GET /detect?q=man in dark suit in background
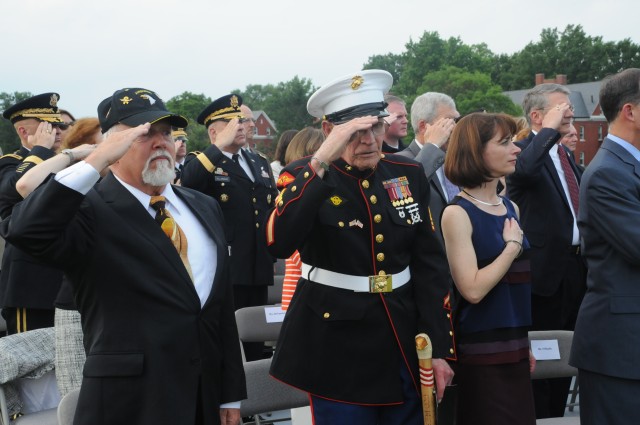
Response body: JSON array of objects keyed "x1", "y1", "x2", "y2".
[
  {"x1": 397, "y1": 92, "x2": 459, "y2": 247},
  {"x1": 181, "y1": 94, "x2": 277, "y2": 361},
  {"x1": 507, "y1": 83, "x2": 586, "y2": 419},
  {"x1": 381, "y1": 94, "x2": 408, "y2": 153},
  {"x1": 0, "y1": 88, "x2": 246, "y2": 425},
  {"x1": 0, "y1": 93, "x2": 68, "y2": 333},
  {"x1": 570, "y1": 68, "x2": 640, "y2": 425}
]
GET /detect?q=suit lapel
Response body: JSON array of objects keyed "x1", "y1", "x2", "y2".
[
  {"x1": 602, "y1": 138, "x2": 640, "y2": 178},
  {"x1": 96, "y1": 174, "x2": 198, "y2": 298}
]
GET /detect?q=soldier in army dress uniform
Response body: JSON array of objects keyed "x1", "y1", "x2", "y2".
[
  {"x1": 0, "y1": 93, "x2": 67, "y2": 333},
  {"x1": 265, "y1": 70, "x2": 455, "y2": 425},
  {"x1": 180, "y1": 94, "x2": 277, "y2": 361}
]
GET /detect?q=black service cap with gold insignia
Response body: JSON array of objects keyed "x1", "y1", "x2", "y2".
[
  {"x1": 172, "y1": 128, "x2": 188, "y2": 142},
  {"x1": 2, "y1": 92, "x2": 63, "y2": 124},
  {"x1": 197, "y1": 94, "x2": 244, "y2": 128},
  {"x1": 97, "y1": 88, "x2": 188, "y2": 133},
  {"x1": 307, "y1": 70, "x2": 392, "y2": 124}
]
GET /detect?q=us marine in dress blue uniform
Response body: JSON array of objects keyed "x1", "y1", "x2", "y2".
[{"x1": 266, "y1": 70, "x2": 455, "y2": 425}]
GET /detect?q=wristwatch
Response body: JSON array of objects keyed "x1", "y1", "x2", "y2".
[{"x1": 61, "y1": 149, "x2": 75, "y2": 164}]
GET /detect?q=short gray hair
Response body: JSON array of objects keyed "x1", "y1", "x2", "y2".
[
  {"x1": 522, "y1": 83, "x2": 570, "y2": 125},
  {"x1": 384, "y1": 94, "x2": 405, "y2": 106},
  {"x1": 410, "y1": 92, "x2": 456, "y2": 133}
]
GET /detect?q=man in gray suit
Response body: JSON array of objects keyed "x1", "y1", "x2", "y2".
[
  {"x1": 396, "y1": 92, "x2": 459, "y2": 246},
  {"x1": 570, "y1": 68, "x2": 640, "y2": 424}
]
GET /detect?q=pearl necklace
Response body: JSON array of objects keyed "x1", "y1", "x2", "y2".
[{"x1": 461, "y1": 189, "x2": 503, "y2": 207}]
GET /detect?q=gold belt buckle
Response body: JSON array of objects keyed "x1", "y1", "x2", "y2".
[{"x1": 369, "y1": 274, "x2": 392, "y2": 293}]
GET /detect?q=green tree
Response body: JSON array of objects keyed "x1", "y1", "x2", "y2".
[
  {"x1": 166, "y1": 92, "x2": 212, "y2": 152},
  {"x1": 363, "y1": 52, "x2": 405, "y2": 86},
  {"x1": 238, "y1": 76, "x2": 316, "y2": 159},
  {"x1": 392, "y1": 32, "x2": 496, "y2": 97},
  {"x1": 497, "y1": 25, "x2": 640, "y2": 90},
  {"x1": 0, "y1": 91, "x2": 33, "y2": 154}
]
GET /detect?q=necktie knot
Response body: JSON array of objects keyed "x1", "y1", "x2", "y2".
[
  {"x1": 150, "y1": 195, "x2": 167, "y2": 212},
  {"x1": 232, "y1": 154, "x2": 240, "y2": 164}
]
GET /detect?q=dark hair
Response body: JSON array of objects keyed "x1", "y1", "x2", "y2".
[
  {"x1": 599, "y1": 68, "x2": 640, "y2": 123},
  {"x1": 445, "y1": 113, "x2": 517, "y2": 188},
  {"x1": 58, "y1": 109, "x2": 76, "y2": 122},
  {"x1": 61, "y1": 117, "x2": 101, "y2": 150},
  {"x1": 274, "y1": 129, "x2": 298, "y2": 165}
]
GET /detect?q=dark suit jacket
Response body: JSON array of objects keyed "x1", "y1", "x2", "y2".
[
  {"x1": 0, "y1": 173, "x2": 246, "y2": 425},
  {"x1": 397, "y1": 140, "x2": 447, "y2": 246},
  {"x1": 0, "y1": 145, "x2": 62, "y2": 310},
  {"x1": 570, "y1": 138, "x2": 640, "y2": 379},
  {"x1": 506, "y1": 129, "x2": 583, "y2": 296},
  {"x1": 181, "y1": 145, "x2": 277, "y2": 288}
]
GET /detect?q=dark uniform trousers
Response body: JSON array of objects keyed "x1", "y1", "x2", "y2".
[
  {"x1": 180, "y1": 145, "x2": 277, "y2": 360},
  {"x1": 0, "y1": 145, "x2": 62, "y2": 334},
  {"x1": 266, "y1": 155, "x2": 455, "y2": 424}
]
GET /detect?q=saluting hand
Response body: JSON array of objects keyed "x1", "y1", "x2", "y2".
[
  {"x1": 27, "y1": 121, "x2": 56, "y2": 150},
  {"x1": 213, "y1": 118, "x2": 242, "y2": 149},
  {"x1": 541, "y1": 102, "x2": 571, "y2": 131},
  {"x1": 85, "y1": 123, "x2": 150, "y2": 173},
  {"x1": 424, "y1": 117, "x2": 456, "y2": 148},
  {"x1": 313, "y1": 116, "x2": 381, "y2": 164}
]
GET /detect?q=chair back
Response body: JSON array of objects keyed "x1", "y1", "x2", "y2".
[
  {"x1": 235, "y1": 305, "x2": 283, "y2": 344},
  {"x1": 240, "y1": 358, "x2": 309, "y2": 418},
  {"x1": 529, "y1": 330, "x2": 577, "y2": 380},
  {"x1": 57, "y1": 388, "x2": 80, "y2": 425}
]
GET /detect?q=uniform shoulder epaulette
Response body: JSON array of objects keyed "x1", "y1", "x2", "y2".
[
  {"x1": 0, "y1": 153, "x2": 23, "y2": 161},
  {"x1": 186, "y1": 151, "x2": 202, "y2": 157},
  {"x1": 257, "y1": 151, "x2": 269, "y2": 160}
]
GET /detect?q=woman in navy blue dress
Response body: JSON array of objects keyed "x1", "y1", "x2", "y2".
[{"x1": 441, "y1": 113, "x2": 536, "y2": 425}]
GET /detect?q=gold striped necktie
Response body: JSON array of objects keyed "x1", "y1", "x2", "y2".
[{"x1": 149, "y1": 196, "x2": 194, "y2": 282}]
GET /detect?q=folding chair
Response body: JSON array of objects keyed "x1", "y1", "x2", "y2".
[
  {"x1": 57, "y1": 388, "x2": 80, "y2": 425},
  {"x1": 235, "y1": 305, "x2": 309, "y2": 424},
  {"x1": 529, "y1": 330, "x2": 580, "y2": 425}
]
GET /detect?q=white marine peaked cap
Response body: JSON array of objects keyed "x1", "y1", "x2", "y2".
[{"x1": 307, "y1": 70, "x2": 393, "y2": 123}]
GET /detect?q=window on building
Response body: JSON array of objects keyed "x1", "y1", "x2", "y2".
[
  {"x1": 579, "y1": 152, "x2": 585, "y2": 166},
  {"x1": 598, "y1": 125, "x2": 603, "y2": 141},
  {"x1": 579, "y1": 126, "x2": 585, "y2": 141},
  {"x1": 266, "y1": 128, "x2": 271, "y2": 136}
]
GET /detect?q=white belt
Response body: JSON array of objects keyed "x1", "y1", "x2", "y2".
[{"x1": 301, "y1": 263, "x2": 411, "y2": 293}]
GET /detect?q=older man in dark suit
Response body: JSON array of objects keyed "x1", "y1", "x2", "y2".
[
  {"x1": 396, "y1": 92, "x2": 459, "y2": 247},
  {"x1": 0, "y1": 88, "x2": 246, "y2": 425},
  {"x1": 506, "y1": 83, "x2": 586, "y2": 418},
  {"x1": 570, "y1": 68, "x2": 640, "y2": 425}
]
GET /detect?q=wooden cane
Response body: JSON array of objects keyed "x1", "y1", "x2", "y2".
[{"x1": 416, "y1": 333, "x2": 436, "y2": 425}]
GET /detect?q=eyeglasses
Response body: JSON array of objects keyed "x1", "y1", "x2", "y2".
[
  {"x1": 540, "y1": 104, "x2": 575, "y2": 112},
  {"x1": 53, "y1": 122, "x2": 74, "y2": 130},
  {"x1": 349, "y1": 119, "x2": 388, "y2": 141}
]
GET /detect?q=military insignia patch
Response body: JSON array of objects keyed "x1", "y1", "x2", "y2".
[
  {"x1": 351, "y1": 75, "x2": 364, "y2": 90},
  {"x1": 329, "y1": 195, "x2": 343, "y2": 206},
  {"x1": 277, "y1": 171, "x2": 295, "y2": 189},
  {"x1": 230, "y1": 95, "x2": 239, "y2": 108},
  {"x1": 50, "y1": 94, "x2": 59, "y2": 107},
  {"x1": 349, "y1": 219, "x2": 363, "y2": 228},
  {"x1": 261, "y1": 167, "x2": 270, "y2": 178},
  {"x1": 120, "y1": 96, "x2": 132, "y2": 105},
  {"x1": 214, "y1": 168, "x2": 228, "y2": 176}
]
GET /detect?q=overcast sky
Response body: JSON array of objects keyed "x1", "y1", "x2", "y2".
[{"x1": 2, "y1": 0, "x2": 637, "y2": 118}]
